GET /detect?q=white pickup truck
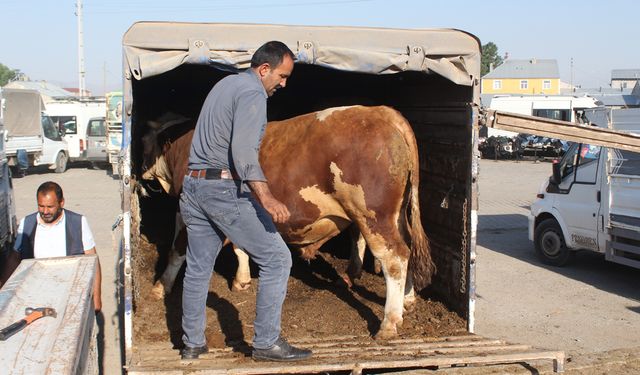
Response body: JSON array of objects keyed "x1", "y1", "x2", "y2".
[
  {"x1": 529, "y1": 107, "x2": 640, "y2": 268},
  {"x1": 0, "y1": 88, "x2": 69, "y2": 174}
]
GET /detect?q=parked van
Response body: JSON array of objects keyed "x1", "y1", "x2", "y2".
[
  {"x1": 529, "y1": 107, "x2": 640, "y2": 268},
  {"x1": 85, "y1": 117, "x2": 107, "y2": 164},
  {"x1": 46, "y1": 99, "x2": 106, "y2": 162}
]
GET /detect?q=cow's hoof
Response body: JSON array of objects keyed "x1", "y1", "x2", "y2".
[
  {"x1": 374, "y1": 326, "x2": 398, "y2": 340},
  {"x1": 337, "y1": 273, "x2": 353, "y2": 288},
  {"x1": 232, "y1": 280, "x2": 251, "y2": 291},
  {"x1": 403, "y1": 295, "x2": 417, "y2": 310},
  {"x1": 151, "y1": 282, "x2": 166, "y2": 300},
  {"x1": 373, "y1": 259, "x2": 382, "y2": 274}
]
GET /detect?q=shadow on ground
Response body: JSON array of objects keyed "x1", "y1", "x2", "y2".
[{"x1": 477, "y1": 213, "x2": 640, "y2": 306}]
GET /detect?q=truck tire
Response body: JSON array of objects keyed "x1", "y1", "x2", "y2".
[
  {"x1": 54, "y1": 152, "x2": 68, "y2": 173},
  {"x1": 534, "y1": 218, "x2": 573, "y2": 266}
]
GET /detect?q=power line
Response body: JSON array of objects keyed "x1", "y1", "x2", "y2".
[{"x1": 84, "y1": 0, "x2": 374, "y2": 14}]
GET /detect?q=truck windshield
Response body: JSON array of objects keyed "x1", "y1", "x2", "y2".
[{"x1": 42, "y1": 116, "x2": 62, "y2": 141}]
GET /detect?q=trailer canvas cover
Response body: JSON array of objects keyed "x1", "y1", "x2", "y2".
[{"x1": 123, "y1": 22, "x2": 480, "y2": 84}]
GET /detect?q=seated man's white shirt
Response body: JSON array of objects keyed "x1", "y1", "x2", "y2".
[{"x1": 14, "y1": 212, "x2": 96, "y2": 258}]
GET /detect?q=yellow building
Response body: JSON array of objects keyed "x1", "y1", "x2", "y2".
[{"x1": 481, "y1": 58, "x2": 560, "y2": 95}]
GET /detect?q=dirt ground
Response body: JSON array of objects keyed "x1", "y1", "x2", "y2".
[{"x1": 131, "y1": 226, "x2": 466, "y2": 348}]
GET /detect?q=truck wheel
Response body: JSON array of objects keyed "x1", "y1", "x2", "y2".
[
  {"x1": 534, "y1": 218, "x2": 573, "y2": 266},
  {"x1": 55, "y1": 152, "x2": 68, "y2": 173}
]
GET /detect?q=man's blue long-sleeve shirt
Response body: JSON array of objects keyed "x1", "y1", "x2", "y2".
[{"x1": 188, "y1": 69, "x2": 268, "y2": 183}]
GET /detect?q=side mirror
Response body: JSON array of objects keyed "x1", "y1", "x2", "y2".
[{"x1": 550, "y1": 163, "x2": 561, "y2": 185}]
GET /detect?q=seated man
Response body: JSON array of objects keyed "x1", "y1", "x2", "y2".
[{"x1": 0, "y1": 181, "x2": 102, "y2": 311}]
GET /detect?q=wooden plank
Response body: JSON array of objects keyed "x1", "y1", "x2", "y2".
[
  {"x1": 128, "y1": 334, "x2": 565, "y2": 374},
  {"x1": 484, "y1": 109, "x2": 640, "y2": 153}
]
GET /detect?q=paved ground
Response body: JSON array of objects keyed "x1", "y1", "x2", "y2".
[{"x1": 6, "y1": 159, "x2": 640, "y2": 374}]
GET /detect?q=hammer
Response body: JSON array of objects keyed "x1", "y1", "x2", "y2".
[{"x1": 0, "y1": 307, "x2": 57, "y2": 341}]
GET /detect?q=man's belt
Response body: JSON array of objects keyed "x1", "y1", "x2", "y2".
[{"x1": 186, "y1": 168, "x2": 235, "y2": 180}]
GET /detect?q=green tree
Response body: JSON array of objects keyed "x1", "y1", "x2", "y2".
[
  {"x1": 481, "y1": 42, "x2": 503, "y2": 77},
  {"x1": 0, "y1": 63, "x2": 18, "y2": 86}
]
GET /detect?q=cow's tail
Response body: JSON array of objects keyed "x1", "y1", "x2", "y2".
[{"x1": 393, "y1": 109, "x2": 436, "y2": 290}]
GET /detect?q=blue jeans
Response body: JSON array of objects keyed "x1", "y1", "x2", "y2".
[{"x1": 179, "y1": 176, "x2": 292, "y2": 349}]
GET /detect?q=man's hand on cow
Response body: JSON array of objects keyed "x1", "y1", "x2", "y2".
[
  {"x1": 262, "y1": 197, "x2": 291, "y2": 223},
  {"x1": 247, "y1": 180, "x2": 290, "y2": 223}
]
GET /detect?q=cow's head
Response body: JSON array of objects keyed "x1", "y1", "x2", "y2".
[{"x1": 141, "y1": 112, "x2": 191, "y2": 175}]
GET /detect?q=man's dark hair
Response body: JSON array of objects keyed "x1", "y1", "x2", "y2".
[
  {"x1": 37, "y1": 181, "x2": 64, "y2": 201},
  {"x1": 251, "y1": 41, "x2": 295, "y2": 69}
]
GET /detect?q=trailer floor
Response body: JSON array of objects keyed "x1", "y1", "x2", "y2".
[{"x1": 127, "y1": 334, "x2": 564, "y2": 374}]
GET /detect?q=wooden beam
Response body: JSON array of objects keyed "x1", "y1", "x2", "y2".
[{"x1": 482, "y1": 109, "x2": 640, "y2": 153}]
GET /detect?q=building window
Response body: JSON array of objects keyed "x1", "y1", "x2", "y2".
[
  {"x1": 493, "y1": 80, "x2": 502, "y2": 90},
  {"x1": 520, "y1": 80, "x2": 528, "y2": 89},
  {"x1": 543, "y1": 80, "x2": 551, "y2": 90}
]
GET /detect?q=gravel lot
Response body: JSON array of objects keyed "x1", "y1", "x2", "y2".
[{"x1": 7, "y1": 159, "x2": 640, "y2": 374}]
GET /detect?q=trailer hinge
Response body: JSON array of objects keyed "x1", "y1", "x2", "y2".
[{"x1": 112, "y1": 214, "x2": 123, "y2": 231}]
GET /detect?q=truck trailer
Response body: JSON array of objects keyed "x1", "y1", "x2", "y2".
[
  {"x1": 117, "y1": 22, "x2": 572, "y2": 374},
  {"x1": 0, "y1": 88, "x2": 69, "y2": 173}
]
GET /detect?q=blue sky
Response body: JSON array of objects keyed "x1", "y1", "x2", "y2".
[{"x1": 1, "y1": 0, "x2": 638, "y2": 95}]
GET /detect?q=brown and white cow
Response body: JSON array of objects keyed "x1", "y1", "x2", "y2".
[{"x1": 140, "y1": 105, "x2": 435, "y2": 339}]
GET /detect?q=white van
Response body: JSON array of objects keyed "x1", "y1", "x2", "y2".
[
  {"x1": 529, "y1": 107, "x2": 640, "y2": 268},
  {"x1": 46, "y1": 99, "x2": 106, "y2": 162},
  {"x1": 487, "y1": 95, "x2": 602, "y2": 138}
]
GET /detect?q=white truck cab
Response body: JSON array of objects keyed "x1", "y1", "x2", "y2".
[
  {"x1": 529, "y1": 107, "x2": 640, "y2": 268},
  {"x1": 46, "y1": 99, "x2": 106, "y2": 162}
]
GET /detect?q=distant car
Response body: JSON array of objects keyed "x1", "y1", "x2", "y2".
[{"x1": 84, "y1": 117, "x2": 107, "y2": 165}]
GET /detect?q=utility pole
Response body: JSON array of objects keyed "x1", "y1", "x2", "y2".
[
  {"x1": 103, "y1": 61, "x2": 107, "y2": 97},
  {"x1": 570, "y1": 57, "x2": 574, "y2": 92},
  {"x1": 76, "y1": 0, "x2": 86, "y2": 98}
]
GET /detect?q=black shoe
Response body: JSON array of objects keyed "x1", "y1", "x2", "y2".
[
  {"x1": 252, "y1": 337, "x2": 312, "y2": 362},
  {"x1": 180, "y1": 345, "x2": 208, "y2": 359}
]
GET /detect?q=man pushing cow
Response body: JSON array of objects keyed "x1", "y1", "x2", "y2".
[{"x1": 178, "y1": 41, "x2": 312, "y2": 362}]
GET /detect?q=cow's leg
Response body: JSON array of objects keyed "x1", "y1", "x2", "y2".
[
  {"x1": 403, "y1": 272, "x2": 417, "y2": 311},
  {"x1": 231, "y1": 245, "x2": 252, "y2": 291},
  {"x1": 151, "y1": 212, "x2": 187, "y2": 299},
  {"x1": 357, "y1": 222, "x2": 410, "y2": 340},
  {"x1": 340, "y1": 225, "x2": 366, "y2": 288}
]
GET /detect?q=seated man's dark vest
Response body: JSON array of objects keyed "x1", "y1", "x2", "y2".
[{"x1": 18, "y1": 209, "x2": 85, "y2": 259}]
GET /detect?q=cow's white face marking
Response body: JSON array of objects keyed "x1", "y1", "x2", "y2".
[
  {"x1": 142, "y1": 155, "x2": 173, "y2": 195},
  {"x1": 315, "y1": 106, "x2": 356, "y2": 122}
]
